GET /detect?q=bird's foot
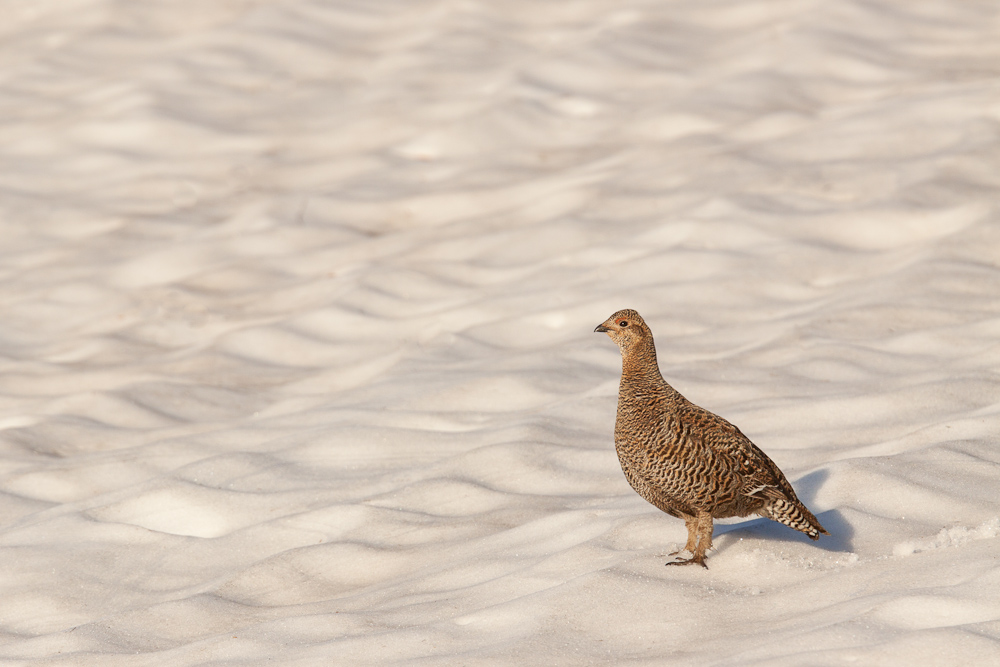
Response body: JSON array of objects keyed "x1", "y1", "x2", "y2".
[
  {"x1": 667, "y1": 545, "x2": 698, "y2": 558},
  {"x1": 665, "y1": 553, "x2": 708, "y2": 569}
]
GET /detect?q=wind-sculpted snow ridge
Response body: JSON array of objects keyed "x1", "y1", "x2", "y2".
[{"x1": 0, "y1": 0, "x2": 999, "y2": 665}]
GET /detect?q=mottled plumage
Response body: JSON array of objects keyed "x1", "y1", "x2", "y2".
[{"x1": 596, "y1": 309, "x2": 828, "y2": 568}]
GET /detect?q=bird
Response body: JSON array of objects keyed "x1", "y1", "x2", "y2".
[{"x1": 595, "y1": 308, "x2": 828, "y2": 568}]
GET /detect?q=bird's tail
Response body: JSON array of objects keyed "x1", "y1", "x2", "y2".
[{"x1": 759, "y1": 497, "x2": 829, "y2": 540}]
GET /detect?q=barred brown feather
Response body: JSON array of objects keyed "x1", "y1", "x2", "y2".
[{"x1": 596, "y1": 309, "x2": 828, "y2": 568}]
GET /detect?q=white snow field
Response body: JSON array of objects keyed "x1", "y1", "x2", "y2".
[{"x1": 1, "y1": 0, "x2": 999, "y2": 664}]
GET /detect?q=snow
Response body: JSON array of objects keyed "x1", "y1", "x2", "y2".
[{"x1": 1, "y1": 0, "x2": 999, "y2": 664}]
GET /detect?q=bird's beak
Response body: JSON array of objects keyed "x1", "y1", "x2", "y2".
[{"x1": 594, "y1": 324, "x2": 609, "y2": 333}]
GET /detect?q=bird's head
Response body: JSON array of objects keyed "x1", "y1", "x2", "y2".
[{"x1": 594, "y1": 309, "x2": 651, "y2": 355}]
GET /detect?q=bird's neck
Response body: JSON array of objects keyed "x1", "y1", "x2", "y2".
[{"x1": 620, "y1": 337, "x2": 667, "y2": 389}]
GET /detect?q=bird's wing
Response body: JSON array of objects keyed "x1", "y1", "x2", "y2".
[
  {"x1": 629, "y1": 408, "x2": 747, "y2": 508},
  {"x1": 718, "y1": 430, "x2": 799, "y2": 502},
  {"x1": 686, "y1": 404, "x2": 799, "y2": 502}
]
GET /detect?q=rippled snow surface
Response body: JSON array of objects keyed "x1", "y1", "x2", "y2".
[{"x1": 1, "y1": 1, "x2": 999, "y2": 665}]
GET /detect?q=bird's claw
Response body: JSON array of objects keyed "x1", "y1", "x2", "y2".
[{"x1": 665, "y1": 555, "x2": 709, "y2": 569}]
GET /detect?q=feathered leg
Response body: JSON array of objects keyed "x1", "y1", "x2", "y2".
[
  {"x1": 667, "y1": 512, "x2": 712, "y2": 569},
  {"x1": 668, "y1": 515, "x2": 699, "y2": 557}
]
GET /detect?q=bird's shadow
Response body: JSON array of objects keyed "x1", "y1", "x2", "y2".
[{"x1": 713, "y1": 469, "x2": 854, "y2": 554}]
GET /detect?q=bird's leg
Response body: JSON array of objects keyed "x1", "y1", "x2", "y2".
[
  {"x1": 668, "y1": 515, "x2": 699, "y2": 557},
  {"x1": 667, "y1": 512, "x2": 712, "y2": 569},
  {"x1": 690, "y1": 513, "x2": 714, "y2": 568}
]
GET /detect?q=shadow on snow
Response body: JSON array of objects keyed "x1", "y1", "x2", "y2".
[{"x1": 713, "y1": 468, "x2": 854, "y2": 554}]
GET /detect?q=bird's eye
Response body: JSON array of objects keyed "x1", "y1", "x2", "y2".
[{"x1": 618, "y1": 320, "x2": 628, "y2": 327}]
